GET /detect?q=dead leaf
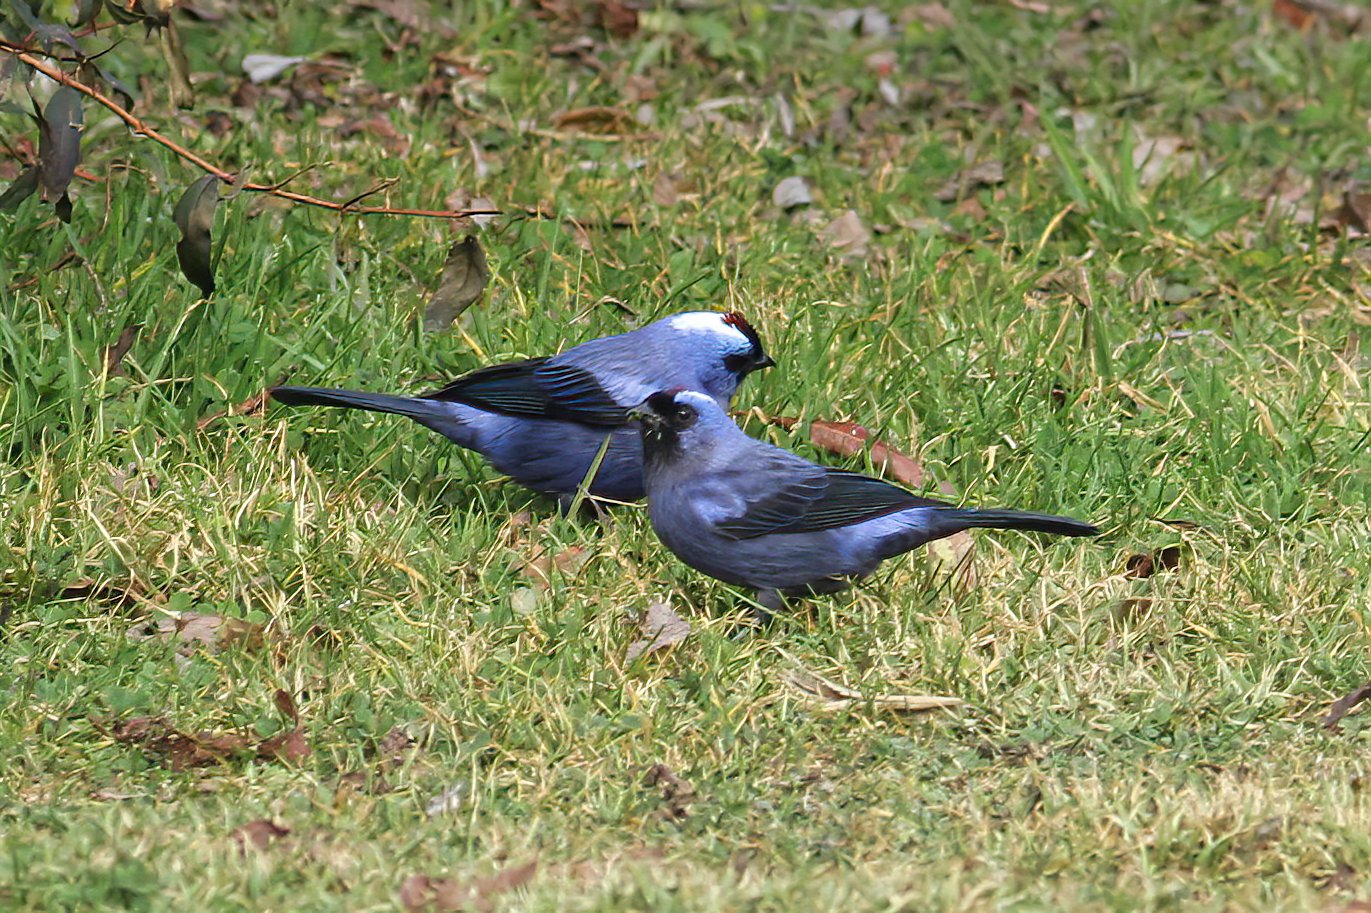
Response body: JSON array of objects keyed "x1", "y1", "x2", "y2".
[
  {"x1": 399, "y1": 862, "x2": 537, "y2": 913},
  {"x1": 644, "y1": 763, "x2": 694, "y2": 821},
  {"x1": 242, "y1": 53, "x2": 307, "y2": 83},
  {"x1": 652, "y1": 172, "x2": 681, "y2": 207},
  {"x1": 926, "y1": 529, "x2": 976, "y2": 594},
  {"x1": 782, "y1": 661, "x2": 962, "y2": 713},
  {"x1": 258, "y1": 726, "x2": 311, "y2": 764},
  {"x1": 933, "y1": 159, "x2": 1004, "y2": 202},
  {"x1": 232, "y1": 819, "x2": 290, "y2": 853},
  {"x1": 101, "y1": 716, "x2": 255, "y2": 771},
  {"x1": 195, "y1": 386, "x2": 272, "y2": 431},
  {"x1": 809, "y1": 420, "x2": 923, "y2": 487},
  {"x1": 596, "y1": 0, "x2": 637, "y2": 37},
  {"x1": 518, "y1": 544, "x2": 591, "y2": 589},
  {"x1": 1273, "y1": 0, "x2": 1364, "y2": 31},
  {"x1": 626, "y1": 602, "x2": 690, "y2": 662},
  {"x1": 126, "y1": 611, "x2": 265, "y2": 654},
  {"x1": 550, "y1": 106, "x2": 632, "y2": 132},
  {"x1": 1334, "y1": 190, "x2": 1371, "y2": 234},
  {"x1": 102, "y1": 325, "x2": 141, "y2": 377},
  {"x1": 37, "y1": 86, "x2": 82, "y2": 222},
  {"x1": 907, "y1": 3, "x2": 956, "y2": 29},
  {"x1": 424, "y1": 236, "x2": 489, "y2": 332},
  {"x1": 1324, "y1": 681, "x2": 1371, "y2": 730},
  {"x1": 772, "y1": 175, "x2": 813, "y2": 210},
  {"x1": 173, "y1": 174, "x2": 219, "y2": 297},
  {"x1": 820, "y1": 210, "x2": 871, "y2": 258},
  {"x1": 1124, "y1": 546, "x2": 1181, "y2": 579}
]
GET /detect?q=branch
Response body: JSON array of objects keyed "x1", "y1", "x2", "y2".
[{"x1": 0, "y1": 39, "x2": 500, "y2": 221}]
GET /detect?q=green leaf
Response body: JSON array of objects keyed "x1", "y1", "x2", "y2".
[{"x1": 172, "y1": 175, "x2": 219, "y2": 297}]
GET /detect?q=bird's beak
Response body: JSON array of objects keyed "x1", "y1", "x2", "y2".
[{"x1": 754, "y1": 352, "x2": 776, "y2": 370}]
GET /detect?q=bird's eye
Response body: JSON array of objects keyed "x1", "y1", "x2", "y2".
[
  {"x1": 671, "y1": 405, "x2": 696, "y2": 427},
  {"x1": 723, "y1": 353, "x2": 748, "y2": 373}
]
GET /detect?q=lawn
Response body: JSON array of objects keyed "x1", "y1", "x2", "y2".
[{"x1": 2, "y1": 1, "x2": 1371, "y2": 910}]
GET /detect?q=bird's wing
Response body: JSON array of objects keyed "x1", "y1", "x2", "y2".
[
  {"x1": 715, "y1": 467, "x2": 949, "y2": 540},
  {"x1": 421, "y1": 358, "x2": 627, "y2": 427}
]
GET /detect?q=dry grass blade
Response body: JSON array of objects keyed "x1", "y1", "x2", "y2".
[{"x1": 779, "y1": 653, "x2": 961, "y2": 713}]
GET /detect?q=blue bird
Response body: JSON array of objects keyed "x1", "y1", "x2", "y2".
[
  {"x1": 271, "y1": 312, "x2": 773, "y2": 507},
  {"x1": 629, "y1": 389, "x2": 1098, "y2": 614}
]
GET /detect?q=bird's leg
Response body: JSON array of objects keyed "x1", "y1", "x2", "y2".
[{"x1": 751, "y1": 588, "x2": 786, "y2": 624}]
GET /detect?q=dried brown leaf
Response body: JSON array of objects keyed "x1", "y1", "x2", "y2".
[
  {"x1": 232, "y1": 819, "x2": 290, "y2": 853},
  {"x1": 782, "y1": 662, "x2": 961, "y2": 713},
  {"x1": 772, "y1": 175, "x2": 813, "y2": 210},
  {"x1": 820, "y1": 209, "x2": 871, "y2": 258},
  {"x1": 399, "y1": 862, "x2": 538, "y2": 913},
  {"x1": 1124, "y1": 546, "x2": 1181, "y2": 579},
  {"x1": 596, "y1": 0, "x2": 638, "y2": 37},
  {"x1": 1324, "y1": 681, "x2": 1371, "y2": 730},
  {"x1": 809, "y1": 420, "x2": 923, "y2": 487},
  {"x1": 1334, "y1": 190, "x2": 1371, "y2": 234},
  {"x1": 126, "y1": 611, "x2": 265, "y2": 654},
  {"x1": 102, "y1": 325, "x2": 141, "y2": 377},
  {"x1": 424, "y1": 236, "x2": 489, "y2": 332},
  {"x1": 644, "y1": 763, "x2": 694, "y2": 820},
  {"x1": 257, "y1": 727, "x2": 311, "y2": 764},
  {"x1": 518, "y1": 544, "x2": 591, "y2": 589},
  {"x1": 550, "y1": 106, "x2": 632, "y2": 132},
  {"x1": 626, "y1": 601, "x2": 690, "y2": 662},
  {"x1": 934, "y1": 159, "x2": 1004, "y2": 202},
  {"x1": 927, "y1": 530, "x2": 977, "y2": 594}
]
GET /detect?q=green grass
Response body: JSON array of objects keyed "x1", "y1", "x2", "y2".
[{"x1": 3, "y1": 0, "x2": 1371, "y2": 910}]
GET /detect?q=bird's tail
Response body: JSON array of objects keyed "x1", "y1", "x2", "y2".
[
  {"x1": 940, "y1": 508, "x2": 1099, "y2": 538},
  {"x1": 270, "y1": 386, "x2": 448, "y2": 420}
]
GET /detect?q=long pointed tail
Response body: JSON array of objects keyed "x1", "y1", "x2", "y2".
[
  {"x1": 270, "y1": 386, "x2": 447, "y2": 421},
  {"x1": 943, "y1": 508, "x2": 1099, "y2": 538}
]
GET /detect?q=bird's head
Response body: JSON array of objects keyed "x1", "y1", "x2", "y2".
[
  {"x1": 660, "y1": 311, "x2": 775, "y2": 394},
  {"x1": 627, "y1": 388, "x2": 732, "y2": 459}
]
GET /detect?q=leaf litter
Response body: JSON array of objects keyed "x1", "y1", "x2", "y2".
[
  {"x1": 398, "y1": 861, "x2": 538, "y2": 913},
  {"x1": 625, "y1": 601, "x2": 690, "y2": 662}
]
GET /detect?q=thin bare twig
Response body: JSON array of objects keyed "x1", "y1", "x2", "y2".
[{"x1": 0, "y1": 38, "x2": 500, "y2": 221}]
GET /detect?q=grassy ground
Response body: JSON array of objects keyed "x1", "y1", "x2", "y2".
[{"x1": 3, "y1": 0, "x2": 1371, "y2": 910}]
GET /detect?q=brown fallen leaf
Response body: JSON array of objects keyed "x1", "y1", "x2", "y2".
[
  {"x1": 103, "y1": 325, "x2": 141, "y2": 377},
  {"x1": 626, "y1": 602, "x2": 690, "y2": 662},
  {"x1": 1333, "y1": 190, "x2": 1371, "y2": 234},
  {"x1": 197, "y1": 385, "x2": 274, "y2": 432},
  {"x1": 518, "y1": 544, "x2": 591, "y2": 589},
  {"x1": 1273, "y1": 0, "x2": 1364, "y2": 31},
  {"x1": 781, "y1": 656, "x2": 962, "y2": 713},
  {"x1": 933, "y1": 159, "x2": 1004, "y2": 202},
  {"x1": 424, "y1": 236, "x2": 489, "y2": 333},
  {"x1": 1324, "y1": 681, "x2": 1371, "y2": 730},
  {"x1": 1124, "y1": 545, "x2": 1181, "y2": 579},
  {"x1": 100, "y1": 716, "x2": 256, "y2": 771},
  {"x1": 644, "y1": 763, "x2": 694, "y2": 821},
  {"x1": 126, "y1": 611, "x2": 266, "y2": 655},
  {"x1": 926, "y1": 529, "x2": 976, "y2": 594},
  {"x1": 550, "y1": 106, "x2": 632, "y2": 132},
  {"x1": 232, "y1": 819, "x2": 290, "y2": 853},
  {"x1": 596, "y1": 0, "x2": 637, "y2": 37},
  {"x1": 398, "y1": 861, "x2": 538, "y2": 913},
  {"x1": 809, "y1": 420, "x2": 923, "y2": 487},
  {"x1": 820, "y1": 210, "x2": 871, "y2": 258}
]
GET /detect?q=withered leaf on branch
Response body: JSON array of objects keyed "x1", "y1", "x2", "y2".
[
  {"x1": 37, "y1": 87, "x2": 83, "y2": 223},
  {"x1": 173, "y1": 175, "x2": 220, "y2": 297},
  {"x1": 423, "y1": 235, "x2": 489, "y2": 332}
]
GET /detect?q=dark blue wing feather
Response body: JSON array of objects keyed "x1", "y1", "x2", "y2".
[
  {"x1": 421, "y1": 358, "x2": 627, "y2": 426},
  {"x1": 716, "y1": 468, "x2": 948, "y2": 540}
]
